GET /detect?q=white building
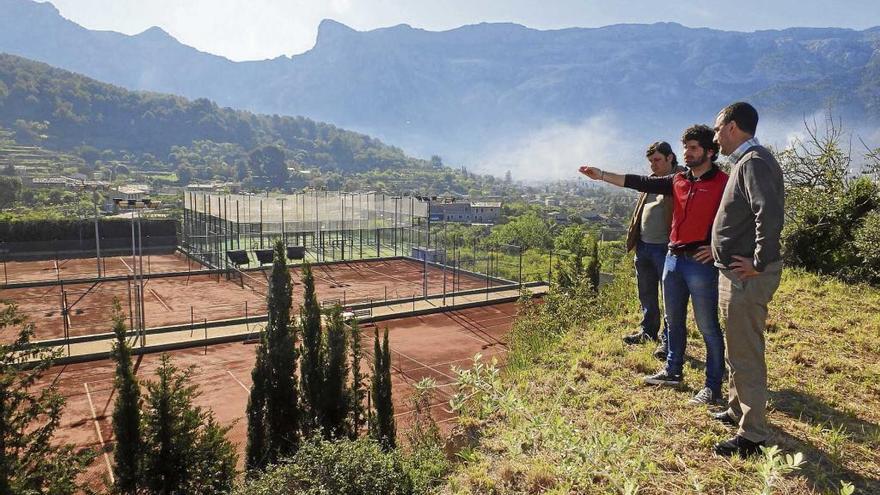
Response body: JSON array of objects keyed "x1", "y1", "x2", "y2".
[
  {"x1": 428, "y1": 198, "x2": 502, "y2": 224},
  {"x1": 111, "y1": 184, "x2": 151, "y2": 201}
]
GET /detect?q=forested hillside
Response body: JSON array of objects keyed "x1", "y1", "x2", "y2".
[{"x1": 0, "y1": 53, "x2": 420, "y2": 173}]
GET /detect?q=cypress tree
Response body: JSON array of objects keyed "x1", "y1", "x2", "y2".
[
  {"x1": 0, "y1": 303, "x2": 94, "y2": 495},
  {"x1": 348, "y1": 318, "x2": 366, "y2": 438},
  {"x1": 190, "y1": 416, "x2": 238, "y2": 495},
  {"x1": 372, "y1": 327, "x2": 396, "y2": 451},
  {"x1": 245, "y1": 336, "x2": 268, "y2": 471},
  {"x1": 246, "y1": 239, "x2": 299, "y2": 469},
  {"x1": 109, "y1": 298, "x2": 140, "y2": 493},
  {"x1": 299, "y1": 261, "x2": 324, "y2": 431},
  {"x1": 264, "y1": 240, "x2": 300, "y2": 460},
  {"x1": 321, "y1": 306, "x2": 350, "y2": 438},
  {"x1": 141, "y1": 354, "x2": 237, "y2": 495},
  {"x1": 141, "y1": 355, "x2": 198, "y2": 494}
]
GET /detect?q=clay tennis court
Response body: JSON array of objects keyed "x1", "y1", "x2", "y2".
[
  {"x1": 0, "y1": 258, "x2": 501, "y2": 343},
  {"x1": 1, "y1": 252, "x2": 201, "y2": 285},
  {"x1": 40, "y1": 301, "x2": 519, "y2": 489}
]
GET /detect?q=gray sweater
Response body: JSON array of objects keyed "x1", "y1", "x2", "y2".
[{"x1": 711, "y1": 145, "x2": 784, "y2": 272}]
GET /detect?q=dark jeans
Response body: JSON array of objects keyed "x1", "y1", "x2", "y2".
[
  {"x1": 662, "y1": 253, "x2": 725, "y2": 395},
  {"x1": 634, "y1": 240, "x2": 669, "y2": 341}
]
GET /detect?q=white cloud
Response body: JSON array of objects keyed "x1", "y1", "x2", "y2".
[{"x1": 471, "y1": 115, "x2": 641, "y2": 181}]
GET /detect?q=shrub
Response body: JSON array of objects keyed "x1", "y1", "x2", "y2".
[
  {"x1": 779, "y1": 116, "x2": 880, "y2": 284},
  {"x1": 234, "y1": 437, "x2": 413, "y2": 495},
  {"x1": 403, "y1": 379, "x2": 450, "y2": 493},
  {"x1": 854, "y1": 209, "x2": 880, "y2": 283}
]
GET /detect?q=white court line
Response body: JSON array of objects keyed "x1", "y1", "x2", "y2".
[
  {"x1": 374, "y1": 351, "x2": 489, "y2": 377},
  {"x1": 118, "y1": 257, "x2": 133, "y2": 273},
  {"x1": 444, "y1": 313, "x2": 510, "y2": 347},
  {"x1": 84, "y1": 382, "x2": 114, "y2": 484},
  {"x1": 148, "y1": 288, "x2": 173, "y2": 311},
  {"x1": 226, "y1": 370, "x2": 251, "y2": 392},
  {"x1": 390, "y1": 348, "x2": 456, "y2": 381},
  {"x1": 394, "y1": 400, "x2": 450, "y2": 419}
]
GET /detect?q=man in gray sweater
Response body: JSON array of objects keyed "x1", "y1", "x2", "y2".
[{"x1": 708, "y1": 102, "x2": 784, "y2": 457}]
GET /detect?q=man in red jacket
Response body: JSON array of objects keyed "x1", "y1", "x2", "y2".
[{"x1": 579, "y1": 125, "x2": 728, "y2": 405}]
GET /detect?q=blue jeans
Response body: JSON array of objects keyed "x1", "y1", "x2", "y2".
[
  {"x1": 662, "y1": 253, "x2": 725, "y2": 394},
  {"x1": 634, "y1": 240, "x2": 669, "y2": 341}
]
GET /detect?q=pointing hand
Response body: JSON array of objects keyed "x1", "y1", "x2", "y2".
[{"x1": 578, "y1": 165, "x2": 602, "y2": 180}]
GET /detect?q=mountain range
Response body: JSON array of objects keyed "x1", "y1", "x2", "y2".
[{"x1": 2, "y1": 0, "x2": 879, "y2": 177}]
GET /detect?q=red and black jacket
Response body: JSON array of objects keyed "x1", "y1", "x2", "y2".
[{"x1": 624, "y1": 166, "x2": 729, "y2": 250}]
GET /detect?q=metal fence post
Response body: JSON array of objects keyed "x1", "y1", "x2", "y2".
[{"x1": 519, "y1": 245, "x2": 523, "y2": 289}]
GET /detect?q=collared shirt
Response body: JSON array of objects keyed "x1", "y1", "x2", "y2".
[{"x1": 728, "y1": 137, "x2": 761, "y2": 164}]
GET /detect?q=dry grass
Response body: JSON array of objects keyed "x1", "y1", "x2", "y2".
[{"x1": 438, "y1": 260, "x2": 879, "y2": 495}]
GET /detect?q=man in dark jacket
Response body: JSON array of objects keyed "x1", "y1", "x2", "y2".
[
  {"x1": 622, "y1": 141, "x2": 682, "y2": 360},
  {"x1": 580, "y1": 125, "x2": 728, "y2": 406},
  {"x1": 709, "y1": 102, "x2": 785, "y2": 457}
]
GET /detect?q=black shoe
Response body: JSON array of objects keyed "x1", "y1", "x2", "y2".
[
  {"x1": 642, "y1": 369, "x2": 682, "y2": 387},
  {"x1": 710, "y1": 410, "x2": 738, "y2": 428},
  {"x1": 713, "y1": 435, "x2": 765, "y2": 458},
  {"x1": 623, "y1": 331, "x2": 657, "y2": 345},
  {"x1": 653, "y1": 340, "x2": 668, "y2": 360}
]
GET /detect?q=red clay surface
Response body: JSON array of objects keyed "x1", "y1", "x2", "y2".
[
  {"x1": 39, "y1": 301, "x2": 519, "y2": 491},
  {"x1": 1, "y1": 252, "x2": 202, "y2": 284},
  {"x1": 0, "y1": 258, "x2": 499, "y2": 343}
]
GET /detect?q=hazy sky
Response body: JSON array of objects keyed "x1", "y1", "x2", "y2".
[{"x1": 44, "y1": 0, "x2": 880, "y2": 61}]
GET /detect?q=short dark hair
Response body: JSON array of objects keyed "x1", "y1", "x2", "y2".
[
  {"x1": 681, "y1": 125, "x2": 719, "y2": 163},
  {"x1": 645, "y1": 141, "x2": 678, "y2": 166},
  {"x1": 719, "y1": 101, "x2": 758, "y2": 136}
]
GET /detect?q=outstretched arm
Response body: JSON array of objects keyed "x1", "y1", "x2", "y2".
[
  {"x1": 579, "y1": 165, "x2": 674, "y2": 195},
  {"x1": 578, "y1": 165, "x2": 625, "y2": 187}
]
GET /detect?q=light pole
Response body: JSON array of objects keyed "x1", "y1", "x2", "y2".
[
  {"x1": 314, "y1": 191, "x2": 320, "y2": 261},
  {"x1": 114, "y1": 197, "x2": 161, "y2": 347},
  {"x1": 277, "y1": 197, "x2": 287, "y2": 246},
  {"x1": 94, "y1": 203, "x2": 102, "y2": 278},
  {"x1": 342, "y1": 192, "x2": 349, "y2": 260}
]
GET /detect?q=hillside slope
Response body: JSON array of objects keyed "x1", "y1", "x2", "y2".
[
  {"x1": 440, "y1": 260, "x2": 880, "y2": 494},
  {"x1": 0, "y1": 53, "x2": 422, "y2": 173}
]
